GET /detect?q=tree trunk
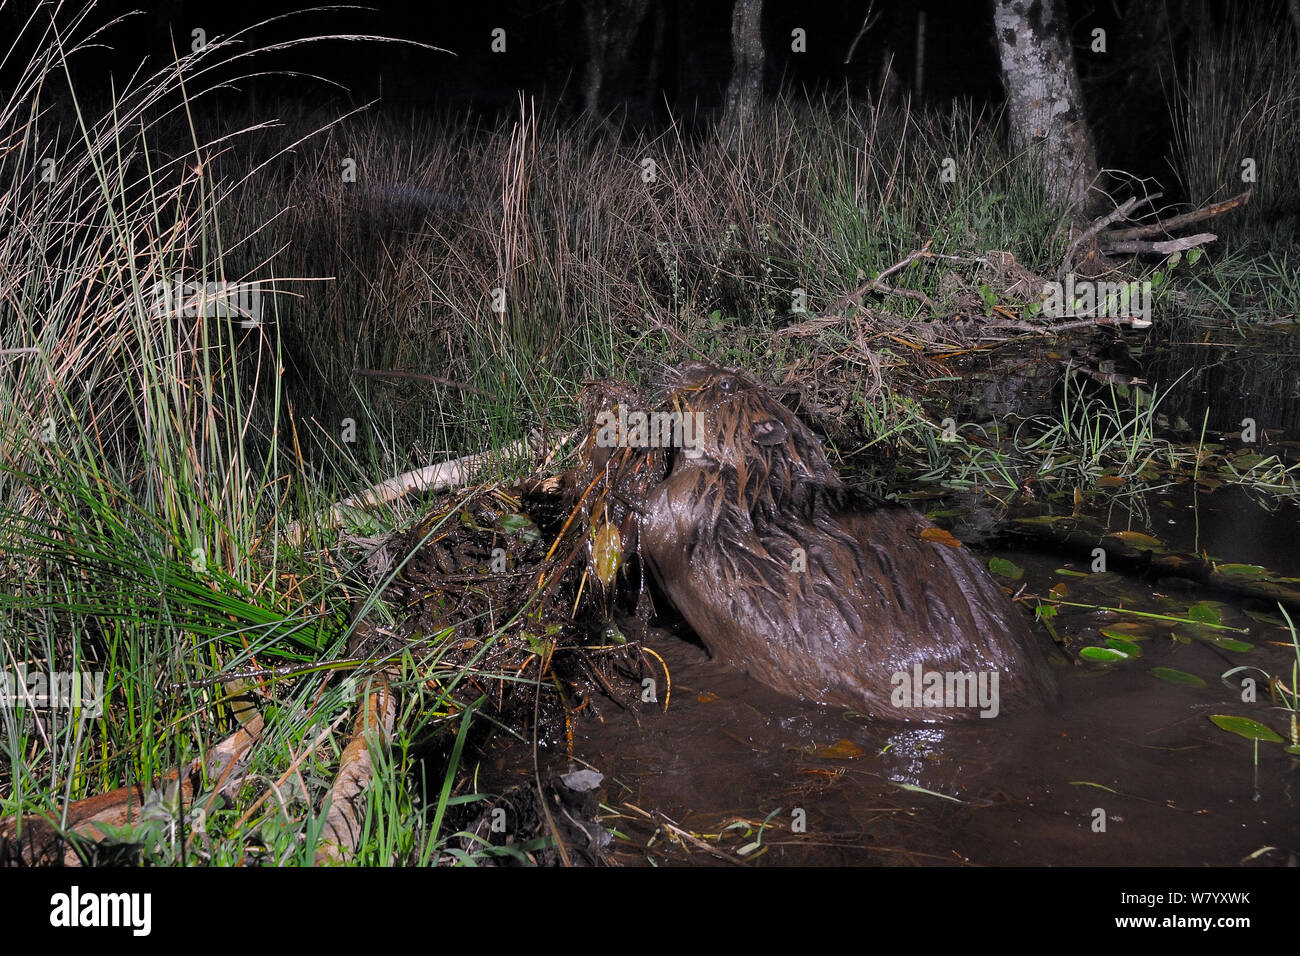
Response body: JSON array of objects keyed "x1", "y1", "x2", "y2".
[
  {"x1": 720, "y1": 0, "x2": 766, "y2": 140},
  {"x1": 581, "y1": 0, "x2": 654, "y2": 118},
  {"x1": 992, "y1": 0, "x2": 1100, "y2": 212}
]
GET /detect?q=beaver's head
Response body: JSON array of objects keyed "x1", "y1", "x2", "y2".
[{"x1": 656, "y1": 362, "x2": 842, "y2": 514}]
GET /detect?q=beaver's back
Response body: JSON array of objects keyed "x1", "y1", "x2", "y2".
[{"x1": 639, "y1": 363, "x2": 1057, "y2": 720}]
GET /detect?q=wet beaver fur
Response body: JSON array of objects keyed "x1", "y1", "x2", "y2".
[{"x1": 639, "y1": 362, "x2": 1056, "y2": 720}]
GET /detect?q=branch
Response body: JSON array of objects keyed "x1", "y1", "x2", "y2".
[
  {"x1": 819, "y1": 242, "x2": 936, "y2": 317},
  {"x1": 1103, "y1": 189, "x2": 1251, "y2": 241},
  {"x1": 1061, "y1": 192, "x2": 1161, "y2": 274},
  {"x1": 1102, "y1": 232, "x2": 1217, "y2": 255}
]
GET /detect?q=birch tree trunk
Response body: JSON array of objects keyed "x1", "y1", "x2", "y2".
[
  {"x1": 992, "y1": 0, "x2": 1100, "y2": 212},
  {"x1": 720, "y1": 0, "x2": 766, "y2": 140}
]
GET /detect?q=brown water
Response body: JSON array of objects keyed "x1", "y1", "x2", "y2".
[
  {"x1": 533, "y1": 484, "x2": 1300, "y2": 867},
  {"x1": 467, "y1": 324, "x2": 1300, "y2": 866}
]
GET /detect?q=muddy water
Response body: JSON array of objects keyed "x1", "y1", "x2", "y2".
[{"x1": 543, "y1": 484, "x2": 1300, "y2": 866}]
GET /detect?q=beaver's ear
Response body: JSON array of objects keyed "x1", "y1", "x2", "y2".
[{"x1": 751, "y1": 418, "x2": 788, "y2": 445}]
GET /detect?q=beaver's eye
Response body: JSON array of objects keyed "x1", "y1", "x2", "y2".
[{"x1": 718, "y1": 376, "x2": 737, "y2": 394}]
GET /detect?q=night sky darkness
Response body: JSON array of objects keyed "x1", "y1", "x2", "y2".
[{"x1": 10, "y1": 0, "x2": 1285, "y2": 199}]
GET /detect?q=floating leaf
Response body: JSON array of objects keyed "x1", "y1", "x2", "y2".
[
  {"x1": 1016, "y1": 515, "x2": 1066, "y2": 527},
  {"x1": 1216, "y1": 563, "x2": 1268, "y2": 577},
  {"x1": 591, "y1": 521, "x2": 622, "y2": 587},
  {"x1": 1094, "y1": 475, "x2": 1125, "y2": 488},
  {"x1": 988, "y1": 556, "x2": 1023, "y2": 580},
  {"x1": 1196, "y1": 634, "x2": 1254, "y2": 653},
  {"x1": 1149, "y1": 667, "x2": 1206, "y2": 687},
  {"x1": 1049, "y1": 582, "x2": 1070, "y2": 599},
  {"x1": 899, "y1": 488, "x2": 949, "y2": 500},
  {"x1": 923, "y1": 508, "x2": 963, "y2": 519},
  {"x1": 1100, "y1": 623, "x2": 1154, "y2": 641},
  {"x1": 1243, "y1": 608, "x2": 1287, "y2": 627},
  {"x1": 1187, "y1": 603, "x2": 1221, "y2": 625},
  {"x1": 1080, "y1": 646, "x2": 1128, "y2": 662},
  {"x1": 805, "y1": 738, "x2": 865, "y2": 760},
  {"x1": 1105, "y1": 637, "x2": 1142, "y2": 657},
  {"x1": 1208, "y1": 715, "x2": 1284, "y2": 743},
  {"x1": 1108, "y1": 530, "x2": 1165, "y2": 550},
  {"x1": 920, "y1": 526, "x2": 963, "y2": 548}
]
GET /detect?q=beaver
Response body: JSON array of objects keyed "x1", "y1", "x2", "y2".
[{"x1": 638, "y1": 362, "x2": 1056, "y2": 720}]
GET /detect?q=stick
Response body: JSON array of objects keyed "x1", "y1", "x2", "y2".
[
  {"x1": 282, "y1": 429, "x2": 577, "y2": 547},
  {"x1": 819, "y1": 242, "x2": 936, "y2": 318},
  {"x1": 1062, "y1": 193, "x2": 1157, "y2": 274},
  {"x1": 1102, "y1": 233, "x2": 1217, "y2": 255},
  {"x1": 1103, "y1": 189, "x2": 1251, "y2": 241},
  {"x1": 982, "y1": 314, "x2": 1152, "y2": 336}
]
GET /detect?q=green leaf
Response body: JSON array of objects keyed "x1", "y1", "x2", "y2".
[
  {"x1": 1197, "y1": 634, "x2": 1254, "y2": 653},
  {"x1": 1015, "y1": 515, "x2": 1065, "y2": 527},
  {"x1": 1216, "y1": 563, "x2": 1268, "y2": 577},
  {"x1": 988, "y1": 556, "x2": 1023, "y2": 580},
  {"x1": 1187, "y1": 602, "x2": 1221, "y2": 624},
  {"x1": 1105, "y1": 637, "x2": 1142, "y2": 657},
  {"x1": 1243, "y1": 608, "x2": 1287, "y2": 627},
  {"x1": 1187, "y1": 247, "x2": 1203, "y2": 267},
  {"x1": 1080, "y1": 646, "x2": 1128, "y2": 662},
  {"x1": 1149, "y1": 667, "x2": 1206, "y2": 687},
  {"x1": 1208, "y1": 715, "x2": 1284, "y2": 743}
]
